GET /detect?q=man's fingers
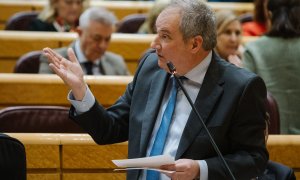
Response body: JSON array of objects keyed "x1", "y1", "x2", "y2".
[
  {"x1": 160, "y1": 164, "x2": 176, "y2": 170},
  {"x1": 45, "y1": 53, "x2": 60, "y2": 69},
  {"x1": 67, "y1": 48, "x2": 79, "y2": 64},
  {"x1": 49, "y1": 63, "x2": 64, "y2": 77},
  {"x1": 43, "y1": 48, "x2": 54, "y2": 64},
  {"x1": 44, "y1": 47, "x2": 74, "y2": 73},
  {"x1": 43, "y1": 47, "x2": 65, "y2": 64},
  {"x1": 47, "y1": 48, "x2": 64, "y2": 61}
]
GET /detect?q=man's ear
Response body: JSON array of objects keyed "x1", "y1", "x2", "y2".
[{"x1": 190, "y1": 35, "x2": 203, "y2": 53}]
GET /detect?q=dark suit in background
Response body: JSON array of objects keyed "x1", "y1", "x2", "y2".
[{"x1": 28, "y1": 18, "x2": 57, "y2": 32}]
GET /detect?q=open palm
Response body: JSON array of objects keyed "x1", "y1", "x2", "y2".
[{"x1": 43, "y1": 47, "x2": 86, "y2": 100}]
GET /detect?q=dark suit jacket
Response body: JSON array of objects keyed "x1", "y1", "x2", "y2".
[
  {"x1": 70, "y1": 50, "x2": 269, "y2": 179},
  {"x1": 28, "y1": 18, "x2": 57, "y2": 32}
]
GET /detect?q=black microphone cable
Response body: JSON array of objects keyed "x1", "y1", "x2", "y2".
[{"x1": 167, "y1": 61, "x2": 236, "y2": 180}]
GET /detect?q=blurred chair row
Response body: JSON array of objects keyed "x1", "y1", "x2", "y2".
[
  {"x1": 5, "y1": 11, "x2": 147, "y2": 33},
  {"x1": 5, "y1": 11, "x2": 38, "y2": 31},
  {"x1": 14, "y1": 50, "x2": 41, "y2": 73},
  {"x1": 0, "y1": 106, "x2": 84, "y2": 133},
  {"x1": 5, "y1": 11, "x2": 253, "y2": 33}
]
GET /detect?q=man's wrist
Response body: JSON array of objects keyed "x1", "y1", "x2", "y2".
[
  {"x1": 193, "y1": 160, "x2": 200, "y2": 179},
  {"x1": 72, "y1": 83, "x2": 87, "y2": 100}
]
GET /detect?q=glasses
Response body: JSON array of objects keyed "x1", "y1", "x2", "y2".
[{"x1": 63, "y1": 0, "x2": 84, "y2": 5}]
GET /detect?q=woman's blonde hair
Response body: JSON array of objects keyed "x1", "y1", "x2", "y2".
[
  {"x1": 38, "y1": 0, "x2": 90, "y2": 23},
  {"x1": 138, "y1": 2, "x2": 168, "y2": 34},
  {"x1": 215, "y1": 10, "x2": 239, "y2": 35}
]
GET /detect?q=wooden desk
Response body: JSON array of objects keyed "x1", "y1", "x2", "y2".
[
  {"x1": 0, "y1": 0, "x2": 253, "y2": 29},
  {"x1": 267, "y1": 135, "x2": 300, "y2": 179},
  {"x1": 0, "y1": 74, "x2": 132, "y2": 109},
  {"x1": 0, "y1": 31, "x2": 154, "y2": 74},
  {"x1": 5, "y1": 133, "x2": 300, "y2": 180},
  {"x1": 6, "y1": 133, "x2": 127, "y2": 180}
]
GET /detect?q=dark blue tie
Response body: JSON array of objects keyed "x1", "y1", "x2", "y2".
[
  {"x1": 83, "y1": 61, "x2": 93, "y2": 75},
  {"x1": 146, "y1": 77, "x2": 178, "y2": 180}
]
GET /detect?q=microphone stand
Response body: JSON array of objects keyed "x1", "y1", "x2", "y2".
[{"x1": 167, "y1": 62, "x2": 236, "y2": 180}]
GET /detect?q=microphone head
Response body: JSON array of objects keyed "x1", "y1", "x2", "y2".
[{"x1": 167, "y1": 61, "x2": 176, "y2": 74}]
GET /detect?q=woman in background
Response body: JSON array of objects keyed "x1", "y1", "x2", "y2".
[
  {"x1": 215, "y1": 10, "x2": 243, "y2": 67},
  {"x1": 138, "y1": 3, "x2": 168, "y2": 34},
  {"x1": 29, "y1": 0, "x2": 89, "y2": 32},
  {"x1": 243, "y1": 0, "x2": 300, "y2": 134}
]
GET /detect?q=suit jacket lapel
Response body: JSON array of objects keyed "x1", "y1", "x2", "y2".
[
  {"x1": 176, "y1": 53, "x2": 225, "y2": 159},
  {"x1": 139, "y1": 70, "x2": 169, "y2": 156},
  {"x1": 98, "y1": 60, "x2": 106, "y2": 75}
]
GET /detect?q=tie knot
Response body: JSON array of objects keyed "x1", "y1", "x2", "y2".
[
  {"x1": 83, "y1": 61, "x2": 94, "y2": 75},
  {"x1": 171, "y1": 76, "x2": 187, "y2": 90}
]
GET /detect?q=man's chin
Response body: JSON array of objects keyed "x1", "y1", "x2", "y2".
[
  {"x1": 89, "y1": 54, "x2": 103, "y2": 60},
  {"x1": 157, "y1": 59, "x2": 165, "y2": 67},
  {"x1": 157, "y1": 60, "x2": 170, "y2": 73}
]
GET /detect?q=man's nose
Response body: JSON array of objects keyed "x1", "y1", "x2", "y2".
[
  {"x1": 150, "y1": 35, "x2": 161, "y2": 50},
  {"x1": 98, "y1": 40, "x2": 108, "y2": 49}
]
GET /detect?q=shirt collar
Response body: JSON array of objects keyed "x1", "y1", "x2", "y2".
[{"x1": 184, "y1": 51, "x2": 212, "y2": 85}]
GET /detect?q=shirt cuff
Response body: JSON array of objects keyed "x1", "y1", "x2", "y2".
[
  {"x1": 198, "y1": 160, "x2": 208, "y2": 180},
  {"x1": 68, "y1": 86, "x2": 95, "y2": 115}
]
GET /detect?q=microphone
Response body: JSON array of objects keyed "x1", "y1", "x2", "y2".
[{"x1": 167, "y1": 62, "x2": 236, "y2": 180}]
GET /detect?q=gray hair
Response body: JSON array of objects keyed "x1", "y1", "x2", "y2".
[
  {"x1": 79, "y1": 7, "x2": 117, "y2": 29},
  {"x1": 167, "y1": 0, "x2": 217, "y2": 50}
]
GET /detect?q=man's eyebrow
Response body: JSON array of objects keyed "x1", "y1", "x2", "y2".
[
  {"x1": 93, "y1": 34, "x2": 111, "y2": 39},
  {"x1": 158, "y1": 29, "x2": 171, "y2": 34}
]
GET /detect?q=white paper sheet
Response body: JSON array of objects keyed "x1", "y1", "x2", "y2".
[
  {"x1": 112, "y1": 155, "x2": 175, "y2": 168},
  {"x1": 114, "y1": 167, "x2": 175, "y2": 174}
]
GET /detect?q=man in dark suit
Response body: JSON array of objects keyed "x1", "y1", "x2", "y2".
[
  {"x1": 39, "y1": 7, "x2": 130, "y2": 75},
  {"x1": 43, "y1": 0, "x2": 268, "y2": 179}
]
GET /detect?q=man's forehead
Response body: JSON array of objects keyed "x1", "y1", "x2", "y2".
[
  {"x1": 156, "y1": 7, "x2": 180, "y2": 30},
  {"x1": 158, "y1": 6, "x2": 180, "y2": 19}
]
